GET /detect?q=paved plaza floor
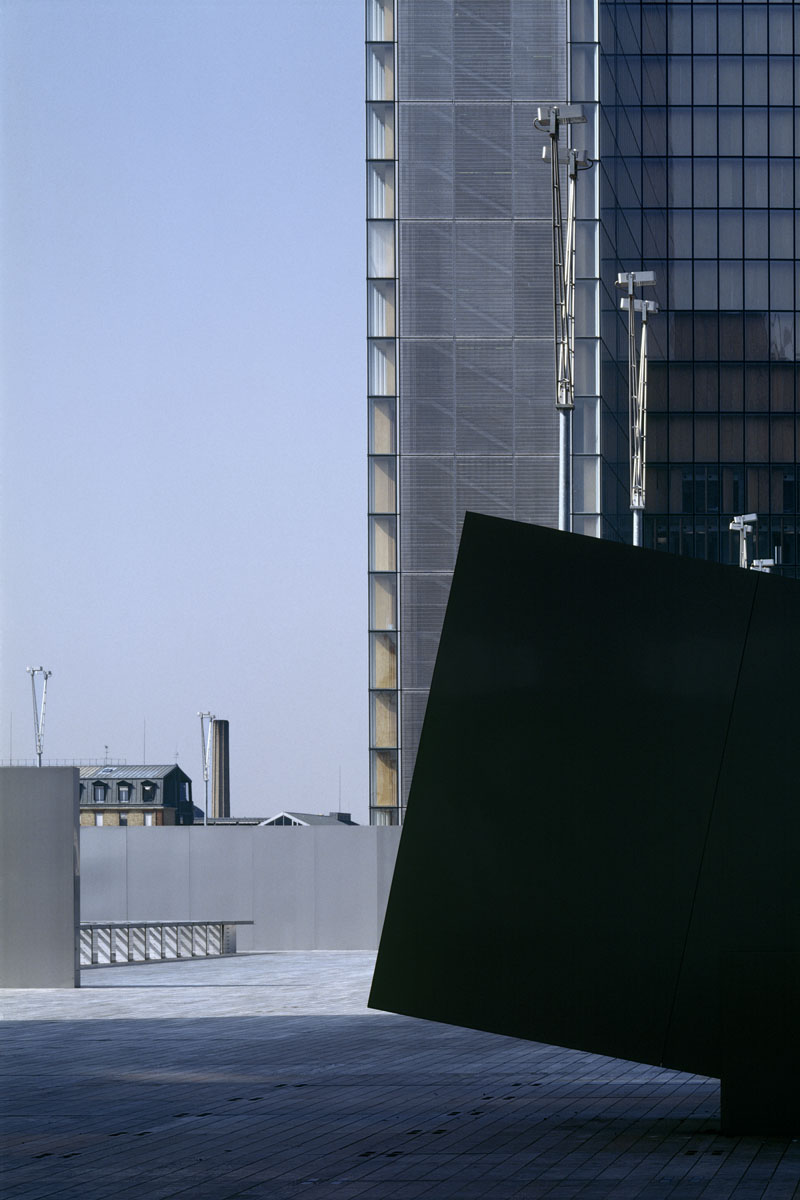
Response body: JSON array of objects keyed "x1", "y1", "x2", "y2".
[{"x1": 2, "y1": 952, "x2": 798, "y2": 1198}]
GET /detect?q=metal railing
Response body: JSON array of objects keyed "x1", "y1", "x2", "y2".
[{"x1": 79, "y1": 920, "x2": 252, "y2": 966}]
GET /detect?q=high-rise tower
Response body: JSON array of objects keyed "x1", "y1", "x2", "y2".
[{"x1": 367, "y1": 0, "x2": 799, "y2": 823}]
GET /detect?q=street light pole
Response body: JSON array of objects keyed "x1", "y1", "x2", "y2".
[
  {"x1": 198, "y1": 711, "x2": 215, "y2": 826},
  {"x1": 27, "y1": 667, "x2": 52, "y2": 767},
  {"x1": 615, "y1": 272, "x2": 657, "y2": 547},
  {"x1": 534, "y1": 104, "x2": 592, "y2": 533}
]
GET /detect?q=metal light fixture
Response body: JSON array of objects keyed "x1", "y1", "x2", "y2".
[
  {"x1": 534, "y1": 104, "x2": 594, "y2": 534},
  {"x1": 615, "y1": 272, "x2": 658, "y2": 548}
]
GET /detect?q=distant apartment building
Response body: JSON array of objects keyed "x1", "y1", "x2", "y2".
[{"x1": 79, "y1": 764, "x2": 194, "y2": 827}]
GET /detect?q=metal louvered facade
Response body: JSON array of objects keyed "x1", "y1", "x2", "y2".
[{"x1": 367, "y1": 0, "x2": 601, "y2": 821}]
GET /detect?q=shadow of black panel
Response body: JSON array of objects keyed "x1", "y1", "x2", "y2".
[{"x1": 369, "y1": 514, "x2": 800, "y2": 1130}]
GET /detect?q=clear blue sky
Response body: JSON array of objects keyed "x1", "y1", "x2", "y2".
[{"x1": 1, "y1": 0, "x2": 368, "y2": 819}]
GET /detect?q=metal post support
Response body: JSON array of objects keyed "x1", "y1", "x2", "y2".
[
  {"x1": 615, "y1": 273, "x2": 657, "y2": 547},
  {"x1": 534, "y1": 105, "x2": 591, "y2": 534}
]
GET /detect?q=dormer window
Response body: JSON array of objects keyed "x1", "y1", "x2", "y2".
[
  {"x1": 118, "y1": 784, "x2": 132, "y2": 804},
  {"x1": 92, "y1": 783, "x2": 107, "y2": 804},
  {"x1": 141, "y1": 782, "x2": 157, "y2": 804}
]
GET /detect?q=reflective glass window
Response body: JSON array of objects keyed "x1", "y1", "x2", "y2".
[
  {"x1": 367, "y1": 45, "x2": 394, "y2": 101},
  {"x1": 367, "y1": 103, "x2": 394, "y2": 158},
  {"x1": 368, "y1": 339, "x2": 396, "y2": 395},
  {"x1": 370, "y1": 749, "x2": 397, "y2": 808},
  {"x1": 770, "y1": 59, "x2": 793, "y2": 106},
  {"x1": 370, "y1": 457, "x2": 396, "y2": 513},
  {"x1": 720, "y1": 368, "x2": 744, "y2": 413},
  {"x1": 719, "y1": 210, "x2": 743, "y2": 255},
  {"x1": 694, "y1": 158, "x2": 717, "y2": 206},
  {"x1": 370, "y1": 573, "x2": 397, "y2": 630},
  {"x1": 642, "y1": 4, "x2": 666, "y2": 54},
  {"x1": 574, "y1": 396, "x2": 599, "y2": 454},
  {"x1": 368, "y1": 221, "x2": 395, "y2": 277},
  {"x1": 744, "y1": 6, "x2": 768, "y2": 52},
  {"x1": 694, "y1": 262, "x2": 717, "y2": 308},
  {"x1": 668, "y1": 7, "x2": 691, "y2": 53},
  {"x1": 745, "y1": 210, "x2": 768, "y2": 257},
  {"x1": 668, "y1": 56, "x2": 692, "y2": 103},
  {"x1": 694, "y1": 211, "x2": 717, "y2": 257},
  {"x1": 744, "y1": 108, "x2": 768, "y2": 155},
  {"x1": 718, "y1": 109, "x2": 742, "y2": 154},
  {"x1": 770, "y1": 211, "x2": 794, "y2": 257},
  {"x1": 669, "y1": 209, "x2": 693, "y2": 256},
  {"x1": 573, "y1": 457, "x2": 599, "y2": 513},
  {"x1": 643, "y1": 58, "x2": 667, "y2": 104},
  {"x1": 745, "y1": 261, "x2": 769, "y2": 308},
  {"x1": 718, "y1": 158, "x2": 743, "y2": 205},
  {"x1": 369, "y1": 516, "x2": 396, "y2": 571},
  {"x1": 668, "y1": 106, "x2": 692, "y2": 151},
  {"x1": 669, "y1": 158, "x2": 692, "y2": 205},
  {"x1": 769, "y1": 6, "x2": 793, "y2": 53},
  {"x1": 369, "y1": 396, "x2": 395, "y2": 453},
  {"x1": 770, "y1": 160, "x2": 793, "y2": 207},
  {"x1": 743, "y1": 57, "x2": 768, "y2": 104},
  {"x1": 744, "y1": 160, "x2": 768, "y2": 206},
  {"x1": 719, "y1": 6, "x2": 742, "y2": 53},
  {"x1": 642, "y1": 107, "x2": 666, "y2": 154},
  {"x1": 693, "y1": 8, "x2": 716, "y2": 53},
  {"x1": 572, "y1": 45, "x2": 597, "y2": 100},
  {"x1": 719, "y1": 261, "x2": 744, "y2": 307},
  {"x1": 693, "y1": 58, "x2": 717, "y2": 104},
  {"x1": 368, "y1": 280, "x2": 395, "y2": 337},
  {"x1": 770, "y1": 263, "x2": 794, "y2": 310},
  {"x1": 669, "y1": 261, "x2": 693, "y2": 309},
  {"x1": 368, "y1": 163, "x2": 394, "y2": 218},
  {"x1": 366, "y1": 0, "x2": 393, "y2": 42},
  {"x1": 370, "y1": 632, "x2": 397, "y2": 689},
  {"x1": 770, "y1": 109, "x2": 793, "y2": 156},
  {"x1": 770, "y1": 313, "x2": 795, "y2": 360},
  {"x1": 571, "y1": 0, "x2": 595, "y2": 42},
  {"x1": 693, "y1": 108, "x2": 716, "y2": 154},
  {"x1": 718, "y1": 57, "x2": 743, "y2": 104},
  {"x1": 370, "y1": 690, "x2": 397, "y2": 748}
]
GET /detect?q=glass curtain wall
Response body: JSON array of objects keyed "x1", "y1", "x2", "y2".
[
  {"x1": 367, "y1": 0, "x2": 400, "y2": 824},
  {"x1": 600, "y1": 1, "x2": 798, "y2": 575}
]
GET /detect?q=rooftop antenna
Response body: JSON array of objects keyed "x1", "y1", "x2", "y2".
[
  {"x1": 615, "y1": 272, "x2": 658, "y2": 547},
  {"x1": 198, "y1": 712, "x2": 215, "y2": 826},
  {"x1": 27, "y1": 667, "x2": 52, "y2": 767},
  {"x1": 534, "y1": 104, "x2": 593, "y2": 533}
]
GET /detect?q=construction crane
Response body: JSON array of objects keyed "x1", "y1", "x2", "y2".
[
  {"x1": 27, "y1": 667, "x2": 52, "y2": 767},
  {"x1": 534, "y1": 104, "x2": 593, "y2": 533}
]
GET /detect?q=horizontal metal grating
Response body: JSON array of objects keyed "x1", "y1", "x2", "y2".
[
  {"x1": 454, "y1": 0, "x2": 512, "y2": 100},
  {"x1": 455, "y1": 104, "x2": 513, "y2": 218},
  {"x1": 400, "y1": 456, "x2": 457, "y2": 571},
  {"x1": 455, "y1": 223, "x2": 513, "y2": 335},
  {"x1": 399, "y1": 105, "x2": 455, "y2": 217},
  {"x1": 399, "y1": 222, "x2": 455, "y2": 335},
  {"x1": 397, "y1": 0, "x2": 565, "y2": 103}
]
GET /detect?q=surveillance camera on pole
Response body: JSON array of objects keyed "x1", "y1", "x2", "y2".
[
  {"x1": 27, "y1": 667, "x2": 52, "y2": 767},
  {"x1": 729, "y1": 514, "x2": 758, "y2": 569},
  {"x1": 534, "y1": 104, "x2": 594, "y2": 534},
  {"x1": 615, "y1": 272, "x2": 658, "y2": 548}
]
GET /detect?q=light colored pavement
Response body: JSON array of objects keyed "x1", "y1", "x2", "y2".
[{"x1": 2, "y1": 952, "x2": 798, "y2": 1198}]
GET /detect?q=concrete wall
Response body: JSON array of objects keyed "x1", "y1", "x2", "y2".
[
  {"x1": 80, "y1": 825, "x2": 402, "y2": 951},
  {"x1": 0, "y1": 767, "x2": 80, "y2": 987}
]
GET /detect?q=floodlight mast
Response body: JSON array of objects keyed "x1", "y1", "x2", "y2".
[
  {"x1": 729, "y1": 514, "x2": 758, "y2": 569},
  {"x1": 615, "y1": 272, "x2": 657, "y2": 547},
  {"x1": 534, "y1": 105, "x2": 592, "y2": 532},
  {"x1": 27, "y1": 667, "x2": 52, "y2": 767},
  {"x1": 198, "y1": 711, "x2": 215, "y2": 826}
]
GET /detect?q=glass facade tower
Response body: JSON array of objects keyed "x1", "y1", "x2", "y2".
[{"x1": 367, "y1": 0, "x2": 799, "y2": 824}]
